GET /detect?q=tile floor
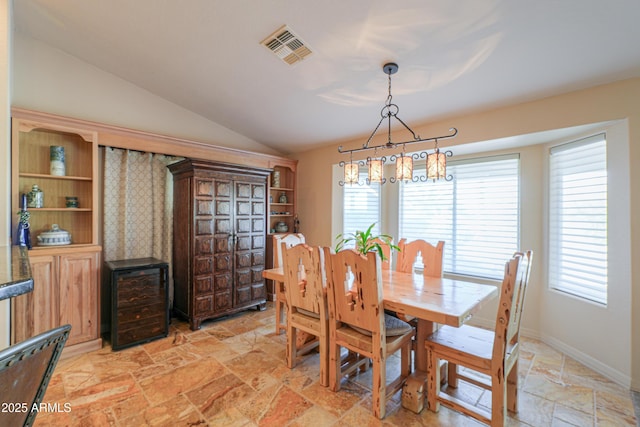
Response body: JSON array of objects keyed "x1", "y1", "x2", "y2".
[{"x1": 36, "y1": 303, "x2": 638, "y2": 426}]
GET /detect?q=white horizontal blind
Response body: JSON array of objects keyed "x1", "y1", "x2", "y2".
[
  {"x1": 549, "y1": 134, "x2": 607, "y2": 305},
  {"x1": 343, "y1": 170, "x2": 381, "y2": 245},
  {"x1": 399, "y1": 155, "x2": 519, "y2": 279}
]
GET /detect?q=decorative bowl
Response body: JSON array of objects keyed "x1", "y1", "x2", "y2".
[
  {"x1": 275, "y1": 221, "x2": 289, "y2": 233},
  {"x1": 37, "y1": 224, "x2": 72, "y2": 246}
]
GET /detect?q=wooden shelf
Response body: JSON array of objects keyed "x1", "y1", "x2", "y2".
[{"x1": 19, "y1": 172, "x2": 92, "y2": 181}]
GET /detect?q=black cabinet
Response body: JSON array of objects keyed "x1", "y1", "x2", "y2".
[{"x1": 104, "y1": 258, "x2": 169, "y2": 351}]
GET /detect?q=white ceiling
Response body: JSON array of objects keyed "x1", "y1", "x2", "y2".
[{"x1": 12, "y1": 0, "x2": 640, "y2": 154}]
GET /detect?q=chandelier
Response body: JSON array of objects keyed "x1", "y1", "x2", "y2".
[{"x1": 338, "y1": 63, "x2": 457, "y2": 186}]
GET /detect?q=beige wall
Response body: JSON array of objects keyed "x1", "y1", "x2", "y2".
[
  {"x1": 293, "y1": 78, "x2": 640, "y2": 389},
  {"x1": 0, "y1": 0, "x2": 11, "y2": 349}
]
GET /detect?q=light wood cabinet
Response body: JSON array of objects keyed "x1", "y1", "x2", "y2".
[
  {"x1": 11, "y1": 247, "x2": 102, "y2": 355},
  {"x1": 268, "y1": 164, "x2": 297, "y2": 234},
  {"x1": 265, "y1": 161, "x2": 298, "y2": 300},
  {"x1": 10, "y1": 109, "x2": 102, "y2": 357}
]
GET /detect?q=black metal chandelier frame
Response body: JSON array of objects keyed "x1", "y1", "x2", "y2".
[{"x1": 338, "y1": 62, "x2": 457, "y2": 186}]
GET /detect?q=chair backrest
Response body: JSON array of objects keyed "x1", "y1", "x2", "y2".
[
  {"x1": 370, "y1": 237, "x2": 392, "y2": 270},
  {"x1": 396, "y1": 238, "x2": 445, "y2": 277},
  {"x1": 0, "y1": 324, "x2": 71, "y2": 427},
  {"x1": 492, "y1": 250, "x2": 533, "y2": 363},
  {"x1": 282, "y1": 243, "x2": 325, "y2": 317},
  {"x1": 507, "y1": 250, "x2": 533, "y2": 345},
  {"x1": 273, "y1": 233, "x2": 305, "y2": 268},
  {"x1": 323, "y1": 248, "x2": 385, "y2": 337}
]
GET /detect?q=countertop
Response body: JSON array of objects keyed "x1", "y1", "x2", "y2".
[{"x1": 0, "y1": 246, "x2": 34, "y2": 301}]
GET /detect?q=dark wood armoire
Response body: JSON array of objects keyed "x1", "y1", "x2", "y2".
[{"x1": 168, "y1": 159, "x2": 271, "y2": 330}]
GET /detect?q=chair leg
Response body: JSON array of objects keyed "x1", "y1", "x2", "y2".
[
  {"x1": 329, "y1": 342, "x2": 341, "y2": 392},
  {"x1": 319, "y1": 331, "x2": 329, "y2": 387},
  {"x1": 401, "y1": 341, "x2": 411, "y2": 378},
  {"x1": 426, "y1": 348, "x2": 441, "y2": 412},
  {"x1": 448, "y1": 362, "x2": 459, "y2": 387},
  {"x1": 507, "y1": 359, "x2": 518, "y2": 413},
  {"x1": 492, "y1": 371, "x2": 506, "y2": 426},
  {"x1": 372, "y1": 355, "x2": 386, "y2": 419},
  {"x1": 275, "y1": 282, "x2": 287, "y2": 335},
  {"x1": 286, "y1": 324, "x2": 297, "y2": 369}
]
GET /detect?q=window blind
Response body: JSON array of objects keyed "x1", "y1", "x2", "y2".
[
  {"x1": 343, "y1": 170, "x2": 381, "y2": 242},
  {"x1": 549, "y1": 134, "x2": 607, "y2": 305},
  {"x1": 399, "y1": 155, "x2": 519, "y2": 279}
]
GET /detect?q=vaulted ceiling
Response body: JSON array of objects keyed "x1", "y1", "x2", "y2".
[{"x1": 13, "y1": 0, "x2": 640, "y2": 154}]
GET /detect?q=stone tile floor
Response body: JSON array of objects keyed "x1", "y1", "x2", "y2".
[{"x1": 36, "y1": 303, "x2": 638, "y2": 426}]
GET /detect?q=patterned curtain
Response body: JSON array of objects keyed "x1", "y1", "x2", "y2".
[{"x1": 102, "y1": 148, "x2": 183, "y2": 306}]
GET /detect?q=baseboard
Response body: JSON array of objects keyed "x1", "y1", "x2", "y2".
[
  {"x1": 538, "y1": 333, "x2": 631, "y2": 388},
  {"x1": 464, "y1": 318, "x2": 630, "y2": 389}
]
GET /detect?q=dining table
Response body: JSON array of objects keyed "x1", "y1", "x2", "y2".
[
  {"x1": 263, "y1": 266, "x2": 497, "y2": 368},
  {"x1": 262, "y1": 266, "x2": 498, "y2": 412}
]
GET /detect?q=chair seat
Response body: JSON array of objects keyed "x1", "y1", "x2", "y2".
[
  {"x1": 297, "y1": 307, "x2": 321, "y2": 319},
  {"x1": 349, "y1": 313, "x2": 413, "y2": 337},
  {"x1": 427, "y1": 324, "x2": 495, "y2": 361}
]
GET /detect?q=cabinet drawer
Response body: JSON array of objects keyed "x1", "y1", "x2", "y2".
[
  {"x1": 116, "y1": 270, "x2": 165, "y2": 308},
  {"x1": 116, "y1": 315, "x2": 167, "y2": 349},
  {"x1": 117, "y1": 301, "x2": 167, "y2": 325}
]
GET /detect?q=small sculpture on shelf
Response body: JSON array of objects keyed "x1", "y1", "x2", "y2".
[
  {"x1": 16, "y1": 194, "x2": 32, "y2": 249},
  {"x1": 293, "y1": 214, "x2": 300, "y2": 233},
  {"x1": 279, "y1": 192, "x2": 288, "y2": 203}
]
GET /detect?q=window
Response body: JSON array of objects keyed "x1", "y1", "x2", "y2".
[
  {"x1": 399, "y1": 155, "x2": 519, "y2": 279},
  {"x1": 549, "y1": 134, "x2": 607, "y2": 305},
  {"x1": 342, "y1": 170, "x2": 381, "y2": 241}
]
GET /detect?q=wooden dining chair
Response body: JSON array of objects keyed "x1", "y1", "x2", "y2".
[
  {"x1": 272, "y1": 233, "x2": 305, "y2": 334},
  {"x1": 281, "y1": 243, "x2": 329, "y2": 386},
  {"x1": 425, "y1": 250, "x2": 533, "y2": 426},
  {"x1": 396, "y1": 238, "x2": 445, "y2": 277},
  {"x1": 323, "y1": 248, "x2": 415, "y2": 419}
]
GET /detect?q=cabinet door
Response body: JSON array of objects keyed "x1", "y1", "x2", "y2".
[
  {"x1": 59, "y1": 251, "x2": 100, "y2": 346},
  {"x1": 11, "y1": 254, "x2": 59, "y2": 344}
]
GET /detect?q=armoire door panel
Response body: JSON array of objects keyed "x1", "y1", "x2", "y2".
[
  {"x1": 195, "y1": 276, "x2": 214, "y2": 294},
  {"x1": 196, "y1": 200, "x2": 213, "y2": 216},
  {"x1": 236, "y1": 200, "x2": 251, "y2": 216},
  {"x1": 252, "y1": 235, "x2": 264, "y2": 249},
  {"x1": 236, "y1": 252, "x2": 252, "y2": 268},
  {"x1": 194, "y1": 295, "x2": 214, "y2": 315},
  {"x1": 236, "y1": 182, "x2": 251, "y2": 198},
  {"x1": 236, "y1": 270, "x2": 251, "y2": 286},
  {"x1": 196, "y1": 219, "x2": 213, "y2": 235},
  {"x1": 236, "y1": 236, "x2": 251, "y2": 251},
  {"x1": 215, "y1": 181, "x2": 231, "y2": 198},
  {"x1": 252, "y1": 201, "x2": 264, "y2": 215},
  {"x1": 214, "y1": 273, "x2": 232, "y2": 292},
  {"x1": 215, "y1": 219, "x2": 232, "y2": 234},
  {"x1": 195, "y1": 179, "x2": 214, "y2": 197},
  {"x1": 195, "y1": 236, "x2": 214, "y2": 255},
  {"x1": 214, "y1": 237, "x2": 230, "y2": 253},
  {"x1": 236, "y1": 218, "x2": 251, "y2": 233},
  {"x1": 215, "y1": 254, "x2": 231, "y2": 272},
  {"x1": 215, "y1": 200, "x2": 231, "y2": 216},
  {"x1": 236, "y1": 286, "x2": 251, "y2": 305},
  {"x1": 252, "y1": 252, "x2": 264, "y2": 266},
  {"x1": 252, "y1": 219, "x2": 265, "y2": 232},
  {"x1": 252, "y1": 184, "x2": 265, "y2": 199},
  {"x1": 194, "y1": 257, "x2": 213, "y2": 275}
]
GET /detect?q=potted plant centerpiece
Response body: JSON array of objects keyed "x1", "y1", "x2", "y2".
[{"x1": 333, "y1": 222, "x2": 399, "y2": 261}]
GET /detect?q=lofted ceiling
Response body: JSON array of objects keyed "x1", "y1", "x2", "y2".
[{"x1": 12, "y1": 0, "x2": 640, "y2": 154}]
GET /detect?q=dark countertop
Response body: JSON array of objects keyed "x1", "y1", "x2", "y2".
[{"x1": 0, "y1": 246, "x2": 34, "y2": 301}]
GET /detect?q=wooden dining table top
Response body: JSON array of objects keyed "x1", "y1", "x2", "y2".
[{"x1": 262, "y1": 266, "x2": 497, "y2": 328}]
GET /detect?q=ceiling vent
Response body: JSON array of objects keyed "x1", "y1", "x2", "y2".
[{"x1": 261, "y1": 25, "x2": 312, "y2": 65}]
